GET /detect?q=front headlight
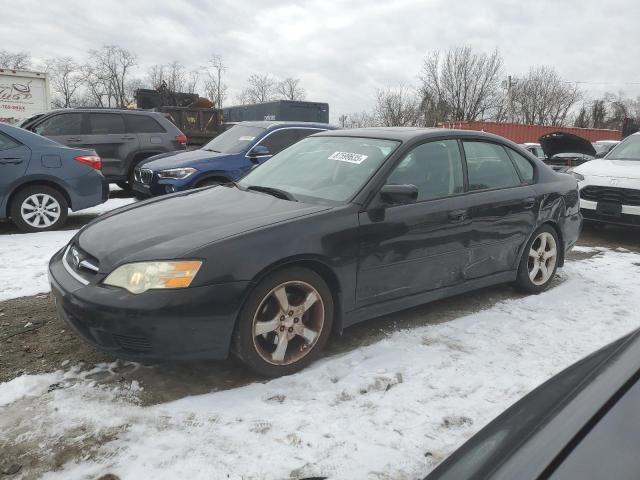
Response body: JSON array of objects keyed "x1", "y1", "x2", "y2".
[
  {"x1": 157, "y1": 167, "x2": 197, "y2": 179},
  {"x1": 566, "y1": 168, "x2": 585, "y2": 182},
  {"x1": 103, "y1": 260, "x2": 203, "y2": 294}
]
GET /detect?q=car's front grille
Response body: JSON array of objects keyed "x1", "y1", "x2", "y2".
[
  {"x1": 138, "y1": 168, "x2": 154, "y2": 185},
  {"x1": 580, "y1": 186, "x2": 640, "y2": 206},
  {"x1": 63, "y1": 244, "x2": 100, "y2": 284},
  {"x1": 112, "y1": 334, "x2": 153, "y2": 352}
]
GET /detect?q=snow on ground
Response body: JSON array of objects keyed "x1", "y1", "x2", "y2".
[
  {"x1": 0, "y1": 197, "x2": 134, "y2": 302},
  {"x1": 2, "y1": 248, "x2": 639, "y2": 479}
]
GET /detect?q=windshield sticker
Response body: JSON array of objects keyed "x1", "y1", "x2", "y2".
[
  {"x1": 328, "y1": 151, "x2": 368, "y2": 164},
  {"x1": 238, "y1": 136, "x2": 255, "y2": 141}
]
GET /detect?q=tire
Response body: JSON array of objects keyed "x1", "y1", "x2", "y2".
[
  {"x1": 10, "y1": 185, "x2": 68, "y2": 233},
  {"x1": 515, "y1": 224, "x2": 560, "y2": 293},
  {"x1": 233, "y1": 267, "x2": 334, "y2": 377},
  {"x1": 196, "y1": 178, "x2": 222, "y2": 188}
]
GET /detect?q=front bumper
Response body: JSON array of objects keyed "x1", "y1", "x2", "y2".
[
  {"x1": 132, "y1": 168, "x2": 195, "y2": 197},
  {"x1": 48, "y1": 248, "x2": 252, "y2": 360}
]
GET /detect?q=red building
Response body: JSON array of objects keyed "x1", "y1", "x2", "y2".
[{"x1": 439, "y1": 121, "x2": 622, "y2": 143}]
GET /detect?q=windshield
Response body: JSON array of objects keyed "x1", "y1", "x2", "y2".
[
  {"x1": 201, "y1": 125, "x2": 265, "y2": 154},
  {"x1": 238, "y1": 136, "x2": 400, "y2": 205},
  {"x1": 606, "y1": 135, "x2": 640, "y2": 161}
]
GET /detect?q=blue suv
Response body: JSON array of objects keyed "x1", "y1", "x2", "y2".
[{"x1": 132, "y1": 121, "x2": 335, "y2": 197}]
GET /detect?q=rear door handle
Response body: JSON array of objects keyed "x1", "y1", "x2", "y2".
[
  {"x1": 66, "y1": 137, "x2": 81, "y2": 142},
  {"x1": 447, "y1": 209, "x2": 468, "y2": 223},
  {"x1": 522, "y1": 197, "x2": 536, "y2": 209},
  {"x1": 0, "y1": 157, "x2": 23, "y2": 164},
  {"x1": 121, "y1": 136, "x2": 136, "y2": 140}
]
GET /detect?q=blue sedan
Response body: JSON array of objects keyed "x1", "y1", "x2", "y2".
[
  {"x1": 0, "y1": 122, "x2": 107, "y2": 232},
  {"x1": 131, "y1": 121, "x2": 335, "y2": 197}
]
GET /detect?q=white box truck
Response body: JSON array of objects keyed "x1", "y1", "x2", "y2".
[{"x1": 0, "y1": 69, "x2": 50, "y2": 125}]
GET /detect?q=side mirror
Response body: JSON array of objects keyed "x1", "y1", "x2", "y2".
[
  {"x1": 594, "y1": 151, "x2": 605, "y2": 158},
  {"x1": 248, "y1": 145, "x2": 270, "y2": 158},
  {"x1": 379, "y1": 184, "x2": 418, "y2": 205}
]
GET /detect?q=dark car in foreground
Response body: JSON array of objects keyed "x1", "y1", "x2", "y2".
[
  {"x1": 131, "y1": 121, "x2": 334, "y2": 197},
  {"x1": 0, "y1": 122, "x2": 107, "y2": 232},
  {"x1": 48, "y1": 128, "x2": 581, "y2": 376},
  {"x1": 19, "y1": 108, "x2": 187, "y2": 187},
  {"x1": 425, "y1": 327, "x2": 640, "y2": 480}
]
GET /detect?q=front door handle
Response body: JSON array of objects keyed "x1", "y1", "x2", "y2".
[
  {"x1": 120, "y1": 136, "x2": 136, "y2": 140},
  {"x1": 522, "y1": 197, "x2": 536, "y2": 209},
  {"x1": 0, "y1": 157, "x2": 23, "y2": 164},
  {"x1": 66, "y1": 137, "x2": 81, "y2": 142},
  {"x1": 447, "y1": 209, "x2": 468, "y2": 223}
]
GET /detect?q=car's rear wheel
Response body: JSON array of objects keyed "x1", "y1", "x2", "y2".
[
  {"x1": 515, "y1": 225, "x2": 559, "y2": 293},
  {"x1": 10, "y1": 185, "x2": 68, "y2": 232},
  {"x1": 234, "y1": 267, "x2": 333, "y2": 377}
]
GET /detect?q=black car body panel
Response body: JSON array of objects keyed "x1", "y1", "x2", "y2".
[
  {"x1": 539, "y1": 132, "x2": 596, "y2": 170},
  {"x1": 48, "y1": 128, "x2": 581, "y2": 360},
  {"x1": 423, "y1": 328, "x2": 640, "y2": 480}
]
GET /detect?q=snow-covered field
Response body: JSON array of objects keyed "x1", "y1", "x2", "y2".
[
  {"x1": 0, "y1": 197, "x2": 134, "y2": 301},
  {"x1": 2, "y1": 246, "x2": 639, "y2": 479}
]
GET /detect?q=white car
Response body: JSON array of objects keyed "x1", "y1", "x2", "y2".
[{"x1": 571, "y1": 132, "x2": 640, "y2": 226}]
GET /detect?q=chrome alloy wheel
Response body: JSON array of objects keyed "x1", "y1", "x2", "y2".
[
  {"x1": 527, "y1": 231, "x2": 558, "y2": 286},
  {"x1": 20, "y1": 193, "x2": 62, "y2": 228},
  {"x1": 252, "y1": 281, "x2": 325, "y2": 365}
]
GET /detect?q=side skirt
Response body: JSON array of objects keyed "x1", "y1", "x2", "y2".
[{"x1": 343, "y1": 270, "x2": 517, "y2": 328}]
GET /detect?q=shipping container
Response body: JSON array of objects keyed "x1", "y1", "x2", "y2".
[
  {"x1": 439, "y1": 121, "x2": 622, "y2": 143},
  {"x1": 0, "y1": 69, "x2": 50, "y2": 125},
  {"x1": 223, "y1": 100, "x2": 329, "y2": 124}
]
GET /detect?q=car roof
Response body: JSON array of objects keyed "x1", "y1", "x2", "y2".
[
  {"x1": 43, "y1": 108, "x2": 163, "y2": 116},
  {"x1": 314, "y1": 126, "x2": 512, "y2": 143},
  {"x1": 237, "y1": 121, "x2": 335, "y2": 130}
]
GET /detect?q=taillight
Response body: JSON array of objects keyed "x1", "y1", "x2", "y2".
[
  {"x1": 175, "y1": 134, "x2": 187, "y2": 145},
  {"x1": 74, "y1": 155, "x2": 102, "y2": 171}
]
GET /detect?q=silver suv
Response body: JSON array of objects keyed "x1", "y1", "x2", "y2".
[{"x1": 20, "y1": 108, "x2": 187, "y2": 187}]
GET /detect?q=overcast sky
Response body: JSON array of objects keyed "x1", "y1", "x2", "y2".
[{"x1": 3, "y1": 0, "x2": 639, "y2": 122}]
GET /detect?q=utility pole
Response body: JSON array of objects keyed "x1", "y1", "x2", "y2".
[{"x1": 507, "y1": 75, "x2": 513, "y2": 123}]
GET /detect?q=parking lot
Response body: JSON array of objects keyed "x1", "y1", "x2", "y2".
[{"x1": 1, "y1": 189, "x2": 639, "y2": 478}]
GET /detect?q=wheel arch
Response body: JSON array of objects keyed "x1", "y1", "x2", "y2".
[
  {"x1": 235, "y1": 255, "x2": 344, "y2": 340},
  {"x1": 194, "y1": 173, "x2": 232, "y2": 188},
  {"x1": 5, "y1": 179, "x2": 72, "y2": 218}
]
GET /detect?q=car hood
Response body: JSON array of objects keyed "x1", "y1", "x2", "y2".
[
  {"x1": 539, "y1": 132, "x2": 596, "y2": 158},
  {"x1": 77, "y1": 186, "x2": 330, "y2": 272},
  {"x1": 140, "y1": 149, "x2": 234, "y2": 170},
  {"x1": 574, "y1": 159, "x2": 640, "y2": 180}
]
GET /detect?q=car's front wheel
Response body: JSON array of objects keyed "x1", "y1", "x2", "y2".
[
  {"x1": 10, "y1": 185, "x2": 68, "y2": 233},
  {"x1": 234, "y1": 267, "x2": 333, "y2": 377},
  {"x1": 515, "y1": 225, "x2": 560, "y2": 293}
]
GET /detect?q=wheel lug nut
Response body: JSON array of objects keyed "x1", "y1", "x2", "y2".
[
  {"x1": 288, "y1": 310, "x2": 293, "y2": 316},
  {"x1": 280, "y1": 326, "x2": 285, "y2": 332},
  {"x1": 294, "y1": 318, "x2": 299, "y2": 323},
  {"x1": 288, "y1": 327, "x2": 293, "y2": 333},
  {"x1": 280, "y1": 316, "x2": 285, "y2": 321}
]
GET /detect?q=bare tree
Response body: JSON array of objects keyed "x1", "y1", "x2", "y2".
[
  {"x1": 146, "y1": 64, "x2": 166, "y2": 89},
  {"x1": 591, "y1": 99, "x2": 607, "y2": 128},
  {"x1": 573, "y1": 104, "x2": 591, "y2": 128},
  {"x1": 277, "y1": 77, "x2": 305, "y2": 101},
  {"x1": 340, "y1": 111, "x2": 377, "y2": 128},
  {"x1": 419, "y1": 46, "x2": 503, "y2": 122},
  {"x1": 238, "y1": 74, "x2": 277, "y2": 104},
  {"x1": 203, "y1": 55, "x2": 228, "y2": 108},
  {"x1": 164, "y1": 61, "x2": 186, "y2": 93},
  {"x1": 0, "y1": 50, "x2": 31, "y2": 70},
  {"x1": 87, "y1": 45, "x2": 137, "y2": 107},
  {"x1": 510, "y1": 66, "x2": 581, "y2": 126},
  {"x1": 43, "y1": 57, "x2": 84, "y2": 108},
  {"x1": 374, "y1": 85, "x2": 421, "y2": 126}
]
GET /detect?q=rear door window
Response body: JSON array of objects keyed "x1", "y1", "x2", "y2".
[
  {"x1": 34, "y1": 113, "x2": 83, "y2": 136},
  {"x1": 0, "y1": 132, "x2": 20, "y2": 151},
  {"x1": 463, "y1": 141, "x2": 522, "y2": 191},
  {"x1": 126, "y1": 114, "x2": 166, "y2": 133},
  {"x1": 88, "y1": 113, "x2": 125, "y2": 135},
  {"x1": 258, "y1": 129, "x2": 299, "y2": 155},
  {"x1": 507, "y1": 148, "x2": 535, "y2": 183}
]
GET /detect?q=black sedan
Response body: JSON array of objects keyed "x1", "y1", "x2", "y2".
[
  {"x1": 424, "y1": 327, "x2": 640, "y2": 479},
  {"x1": 48, "y1": 128, "x2": 581, "y2": 376}
]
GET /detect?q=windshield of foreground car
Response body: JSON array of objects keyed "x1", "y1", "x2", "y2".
[
  {"x1": 201, "y1": 125, "x2": 265, "y2": 154},
  {"x1": 238, "y1": 136, "x2": 400, "y2": 205},
  {"x1": 606, "y1": 135, "x2": 640, "y2": 161}
]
